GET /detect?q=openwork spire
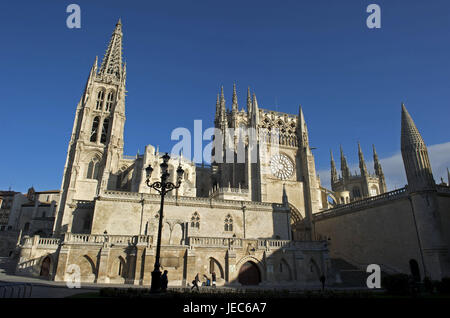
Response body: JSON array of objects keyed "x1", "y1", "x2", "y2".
[
  {"x1": 99, "y1": 19, "x2": 123, "y2": 80},
  {"x1": 252, "y1": 93, "x2": 258, "y2": 110},
  {"x1": 252, "y1": 93, "x2": 259, "y2": 125},
  {"x1": 247, "y1": 87, "x2": 251, "y2": 113},
  {"x1": 330, "y1": 150, "x2": 337, "y2": 183},
  {"x1": 298, "y1": 106, "x2": 309, "y2": 146},
  {"x1": 373, "y1": 144, "x2": 387, "y2": 192},
  {"x1": 358, "y1": 142, "x2": 368, "y2": 176},
  {"x1": 340, "y1": 145, "x2": 350, "y2": 179},
  {"x1": 220, "y1": 86, "x2": 226, "y2": 121},
  {"x1": 232, "y1": 83, "x2": 238, "y2": 112},
  {"x1": 373, "y1": 144, "x2": 383, "y2": 176},
  {"x1": 215, "y1": 92, "x2": 220, "y2": 121}
]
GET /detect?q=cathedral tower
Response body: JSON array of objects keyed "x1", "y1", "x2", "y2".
[
  {"x1": 401, "y1": 103, "x2": 435, "y2": 192},
  {"x1": 210, "y1": 85, "x2": 321, "y2": 238},
  {"x1": 401, "y1": 103, "x2": 449, "y2": 279},
  {"x1": 54, "y1": 20, "x2": 127, "y2": 235}
]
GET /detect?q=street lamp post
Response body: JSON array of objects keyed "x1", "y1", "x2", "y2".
[{"x1": 145, "y1": 152, "x2": 184, "y2": 292}]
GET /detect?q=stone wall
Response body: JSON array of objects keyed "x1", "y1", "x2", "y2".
[
  {"x1": 437, "y1": 190, "x2": 450, "y2": 255},
  {"x1": 15, "y1": 233, "x2": 329, "y2": 288},
  {"x1": 314, "y1": 188, "x2": 450, "y2": 277},
  {"x1": 90, "y1": 191, "x2": 291, "y2": 240},
  {"x1": 314, "y1": 189, "x2": 423, "y2": 274}
]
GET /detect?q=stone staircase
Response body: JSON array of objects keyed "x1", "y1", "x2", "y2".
[
  {"x1": 330, "y1": 258, "x2": 369, "y2": 287},
  {"x1": 0, "y1": 257, "x2": 16, "y2": 275}
]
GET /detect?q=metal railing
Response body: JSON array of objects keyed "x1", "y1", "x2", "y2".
[{"x1": 0, "y1": 282, "x2": 32, "y2": 298}]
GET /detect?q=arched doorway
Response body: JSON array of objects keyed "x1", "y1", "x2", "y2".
[
  {"x1": 409, "y1": 259, "x2": 421, "y2": 282},
  {"x1": 209, "y1": 258, "x2": 224, "y2": 279},
  {"x1": 40, "y1": 256, "x2": 51, "y2": 278},
  {"x1": 238, "y1": 261, "x2": 261, "y2": 286}
]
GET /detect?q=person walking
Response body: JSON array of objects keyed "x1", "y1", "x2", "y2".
[
  {"x1": 212, "y1": 272, "x2": 217, "y2": 288},
  {"x1": 320, "y1": 274, "x2": 326, "y2": 292},
  {"x1": 203, "y1": 274, "x2": 210, "y2": 286},
  {"x1": 161, "y1": 270, "x2": 168, "y2": 291},
  {"x1": 191, "y1": 273, "x2": 200, "y2": 291}
]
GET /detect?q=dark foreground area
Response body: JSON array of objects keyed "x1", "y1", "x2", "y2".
[
  {"x1": 1, "y1": 290, "x2": 449, "y2": 317},
  {"x1": 1, "y1": 273, "x2": 450, "y2": 316}
]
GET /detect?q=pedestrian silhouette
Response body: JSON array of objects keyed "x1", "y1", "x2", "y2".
[
  {"x1": 212, "y1": 272, "x2": 217, "y2": 288},
  {"x1": 161, "y1": 270, "x2": 168, "y2": 291},
  {"x1": 191, "y1": 273, "x2": 200, "y2": 291},
  {"x1": 320, "y1": 274, "x2": 326, "y2": 291}
]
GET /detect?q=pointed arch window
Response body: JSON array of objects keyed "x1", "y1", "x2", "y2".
[
  {"x1": 90, "y1": 117, "x2": 100, "y2": 142},
  {"x1": 190, "y1": 212, "x2": 200, "y2": 229},
  {"x1": 105, "y1": 91, "x2": 115, "y2": 111},
  {"x1": 86, "y1": 157, "x2": 100, "y2": 180},
  {"x1": 100, "y1": 117, "x2": 110, "y2": 144},
  {"x1": 224, "y1": 214, "x2": 233, "y2": 232},
  {"x1": 96, "y1": 90, "x2": 105, "y2": 110}
]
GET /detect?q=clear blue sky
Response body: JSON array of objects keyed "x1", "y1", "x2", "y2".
[{"x1": 1, "y1": 0, "x2": 449, "y2": 192}]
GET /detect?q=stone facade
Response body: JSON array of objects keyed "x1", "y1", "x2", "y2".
[
  {"x1": 17, "y1": 233, "x2": 328, "y2": 287},
  {"x1": 13, "y1": 20, "x2": 331, "y2": 287},
  {"x1": 12, "y1": 20, "x2": 448, "y2": 287}
]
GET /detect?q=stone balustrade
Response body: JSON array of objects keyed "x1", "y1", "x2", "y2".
[
  {"x1": 21, "y1": 236, "x2": 60, "y2": 248},
  {"x1": 258, "y1": 239, "x2": 291, "y2": 249},
  {"x1": 188, "y1": 236, "x2": 243, "y2": 248},
  {"x1": 21, "y1": 233, "x2": 153, "y2": 249},
  {"x1": 64, "y1": 233, "x2": 152, "y2": 246},
  {"x1": 22, "y1": 233, "x2": 323, "y2": 254},
  {"x1": 38, "y1": 238, "x2": 60, "y2": 246},
  {"x1": 210, "y1": 185, "x2": 249, "y2": 195},
  {"x1": 188, "y1": 236, "x2": 301, "y2": 250}
]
